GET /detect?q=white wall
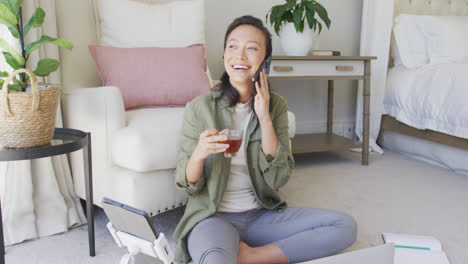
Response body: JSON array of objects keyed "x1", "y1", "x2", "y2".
[
  {"x1": 204, "y1": 0, "x2": 363, "y2": 134},
  {"x1": 55, "y1": 0, "x2": 363, "y2": 135}
]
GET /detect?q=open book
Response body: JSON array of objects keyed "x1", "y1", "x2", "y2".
[{"x1": 382, "y1": 232, "x2": 450, "y2": 264}]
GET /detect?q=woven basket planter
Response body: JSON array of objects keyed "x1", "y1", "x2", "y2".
[{"x1": 0, "y1": 69, "x2": 61, "y2": 149}]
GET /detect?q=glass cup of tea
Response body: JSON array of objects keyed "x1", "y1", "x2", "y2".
[{"x1": 219, "y1": 129, "x2": 243, "y2": 158}]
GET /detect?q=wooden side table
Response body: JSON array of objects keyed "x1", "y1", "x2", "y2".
[
  {"x1": 270, "y1": 56, "x2": 377, "y2": 165},
  {"x1": 0, "y1": 128, "x2": 95, "y2": 264}
]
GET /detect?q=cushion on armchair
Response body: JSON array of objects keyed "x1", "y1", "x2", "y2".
[
  {"x1": 111, "y1": 109, "x2": 297, "y2": 172},
  {"x1": 89, "y1": 44, "x2": 211, "y2": 110},
  {"x1": 111, "y1": 107, "x2": 185, "y2": 172},
  {"x1": 287, "y1": 111, "x2": 296, "y2": 138},
  {"x1": 95, "y1": 0, "x2": 205, "y2": 48},
  {"x1": 94, "y1": 0, "x2": 214, "y2": 84}
]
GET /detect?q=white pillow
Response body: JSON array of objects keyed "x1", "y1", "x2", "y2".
[
  {"x1": 393, "y1": 14, "x2": 429, "y2": 68},
  {"x1": 419, "y1": 16, "x2": 468, "y2": 64},
  {"x1": 390, "y1": 36, "x2": 403, "y2": 67},
  {"x1": 95, "y1": 0, "x2": 205, "y2": 47}
]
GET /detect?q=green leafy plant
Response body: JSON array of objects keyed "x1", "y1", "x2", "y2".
[
  {"x1": 0, "y1": 0, "x2": 73, "y2": 91},
  {"x1": 266, "y1": 0, "x2": 331, "y2": 36}
]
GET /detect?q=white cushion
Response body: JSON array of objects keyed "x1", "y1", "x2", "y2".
[
  {"x1": 419, "y1": 16, "x2": 468, "y2": 64},
  {"x1": 393, "y1": 14, "x2": 429, "y2": 68},
  {"x1": 111, "y1": 107, "x2": 184, "y2": 172},
  {"x1": 95, "y1": 0, "x2": 205, "y2": 47},
  {"x1": 287, "y1": 111, "x2": 296, "y2": 138},
  {"x1": 111, "y1": 107, "x2": 185, "y2": 172},
  {"x1": 111, "y1": 108, "x2": 297, "y2": 172},
  {"x1": 393, "y1": 15, "x2": 468, "y2": 68}
]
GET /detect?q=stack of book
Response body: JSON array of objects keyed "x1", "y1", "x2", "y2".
[{"x1": 311, "y1": 50, "x2": 341, "y2": 56}]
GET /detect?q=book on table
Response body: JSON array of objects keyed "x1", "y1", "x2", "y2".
[
  {"x1": 382, "y1": 232, "x2": 450, "y2": 264},
  {"x1": 311, "y1": 50, "x2": 341, "y2": 56}
]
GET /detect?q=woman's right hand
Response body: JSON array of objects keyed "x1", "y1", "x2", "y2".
[{"x1": 193, "y1": 128, "x2": 230, "y2": 161}]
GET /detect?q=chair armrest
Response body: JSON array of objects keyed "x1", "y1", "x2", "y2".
[
  {"x1": 287, "y1": 111, "x2": 296, "y2": 139},
  {"x1": 62, "y1": 86, "x2": 126, "y2": 170}
]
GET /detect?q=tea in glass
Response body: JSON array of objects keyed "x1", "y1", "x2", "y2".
[{"x1": 219, "y1": 129, "x2": 243, "y2": 158}]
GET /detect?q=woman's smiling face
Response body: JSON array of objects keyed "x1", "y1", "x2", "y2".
[{"x1": 223, "y1": 24, "x2": 267, "y2": 90}]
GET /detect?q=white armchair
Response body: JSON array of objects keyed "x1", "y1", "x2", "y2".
[
  {"x1": 58, "y1": 0, "x2": 296, "y2": 215},
  {"x1": 62, "y1": 86, "x2": 188, "y2": 215}
]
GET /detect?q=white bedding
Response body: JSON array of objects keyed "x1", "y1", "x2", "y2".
[{"x1": 384, "y1": 64, "x2": 468, "y2": 139}]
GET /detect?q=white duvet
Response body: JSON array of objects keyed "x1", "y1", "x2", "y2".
[{"x1": 384, "y1": 64, "x2": 468, "y2": 139}]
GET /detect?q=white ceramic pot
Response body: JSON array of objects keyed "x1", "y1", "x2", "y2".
[{"x1": 279, "y1": 22, "x2": 314, "y2": 56}]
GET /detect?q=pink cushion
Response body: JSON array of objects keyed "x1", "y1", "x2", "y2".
[{"x1": 89, "y1": 44, "x2": 211, "y2": 110}]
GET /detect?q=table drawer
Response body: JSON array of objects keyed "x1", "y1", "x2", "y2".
[{"x1": 269, "y1": 60, "x2": 364, "y2": 77}]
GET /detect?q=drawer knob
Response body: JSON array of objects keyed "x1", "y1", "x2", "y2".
[
  {"x1": 336, "y1": 66, "x2": 354, "y2": 71},
  {"x1": 273, "y1": 66, "x2": 293, "y2": 72}
]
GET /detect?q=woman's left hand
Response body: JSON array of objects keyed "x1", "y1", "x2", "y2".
[{"x1": 254, "y1": 69, "x2": 271, "y2": 123}]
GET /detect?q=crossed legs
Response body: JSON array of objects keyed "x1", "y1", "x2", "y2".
[{"x1": 187, "y1": 207, "x2": 357, "y2": 264}]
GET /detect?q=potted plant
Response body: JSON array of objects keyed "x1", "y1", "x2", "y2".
[
  {"x1": 266, "y1": 0, "x2": 331, "y2": 56},
  {"x1": 0, "y1": 2, "x2": 73, "y2": 91},
  {"x1": 0, "y1": 2, "x2": 73, "y2": 148}
]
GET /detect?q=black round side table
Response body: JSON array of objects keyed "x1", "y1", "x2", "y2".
[{"x1": 0, "y1": 128, "x2": 95, "y2": 264}]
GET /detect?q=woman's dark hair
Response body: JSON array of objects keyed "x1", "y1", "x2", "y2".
[{"x1": 212, "y1": 15, "x2": 272, "y2": 107}]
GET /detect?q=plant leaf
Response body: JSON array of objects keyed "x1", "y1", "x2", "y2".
[
  {"x1": 0, "y1": 39, "x2": 25, "y2": 65},
  {"x1": 299, "y1": 19, "x2": 304, "y2": 32},
  {"x1": 33, "y1": 58, "x2": 59, "y2": 77},
  {"x1": 266, "y1": 7, "x2": 272, "y2": 23},
  {"x1": 314, "y1": 2, "x2": 331, "y2": 29},
  {"x1": 304, "y1": 2, "x2": 320, "y2": 29},
  {"x1": 317, "y1": 22, "x2": 323, "y2": 34},
  {"x1": 269, "y1": 4, "x2": 290, "y2": 36},
  {"x1": 268, "y1": 5, "x2": 279, "y2": 25},
  {"x1": 305, "y1": 8, "x2": 315, "y2": 29},
  {"x1": 0, "y1": 0, "x2": 23, "y2": 16},
  {"x1": 15, "y1": 75, "x2": 27, "y2": 88},
  {"x1": 0, "y1": 2, "x2": 18, "y2": 27},
  {"x1": 269, "y1": 4, "x2": 288, "y2": 27},
  {"x1": 277, "y1": 5, "x2": 289, "y2": 22},
  {"x1": 16, "y1": 73, "x2": 28, "y2": 89},
  {"x1": 281, "y1": 11, "x2": 293, "y2": 23},
  {"x1": 25, "y1": 35, "x2": 73, "y2": 56},
  {"x1": 2, "y1": 51, "x2": 21, "y2": 69},
  {"x1": 0, "y1": 79, "x2": 21, "y2": 91},
  {"x1": 23, "y1": 7, "x2": 45, "y2": 36},
  {"x1": 292, "y1": 7, "x2": 304, "y2": 33},
  {"x1": 274, "y1": 21, "x2": 281, "y2": 36},
  {"x1": 285, "y1": 0, "x2": 297, "y2": 9},
  {"x1": 8, "y1": 25, "x2": 19, "y2": 38},
  {"x1": 0, "y1": 71, "x2": 9, "y2": 77}
]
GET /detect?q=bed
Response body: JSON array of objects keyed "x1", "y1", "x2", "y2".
[{"x1": 377, "y1": 0, "x2": 468, "y2": 175}]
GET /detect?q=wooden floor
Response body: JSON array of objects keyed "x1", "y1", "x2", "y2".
[{"x1": 291, "y1": 133, "x2": 361, "y2": 154}]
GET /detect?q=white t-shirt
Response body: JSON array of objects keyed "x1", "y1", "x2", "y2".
[{"x1": 217, "y1": 99, "x2": 262, "y2": 212}]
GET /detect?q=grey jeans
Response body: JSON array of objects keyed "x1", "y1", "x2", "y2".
[{"x1": 186, "y1": 207, "x2": 357, "y2": 264}]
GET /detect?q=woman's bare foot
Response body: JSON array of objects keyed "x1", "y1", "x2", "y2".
[
  {"x1": 237, "y1": 241, "x2": 253, "y2": 264},
  {"x1": 237, "y1": 241, "x2": 288, "y2": 264}
]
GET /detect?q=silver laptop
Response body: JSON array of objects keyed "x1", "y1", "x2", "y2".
[{"x1": 297, "y1": 243, "x2": 395, "y2": 264}]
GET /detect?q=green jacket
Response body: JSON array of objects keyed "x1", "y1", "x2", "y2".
[{"x1": 172, "y1": 87, "x2": 295, "y2": 264}]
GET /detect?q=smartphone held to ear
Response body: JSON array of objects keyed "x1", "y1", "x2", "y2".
[{"x1": 251, "y1": 56, "x2": 271, "y2": 94}]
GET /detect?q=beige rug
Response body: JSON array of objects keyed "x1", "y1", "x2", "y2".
[
  {"x1": 281, "y1": 151, "x2": 468, "y2": 264},
  {"x1": 6, "y1": 150, "x2": 468, "y2": 264}
]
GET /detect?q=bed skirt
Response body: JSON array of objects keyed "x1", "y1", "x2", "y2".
[{"x1": 379, "y1": 130, "x2": 468, "y2": 176}]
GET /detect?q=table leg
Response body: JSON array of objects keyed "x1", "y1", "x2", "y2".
[
  {"x1": 1, "y1": 199, "x2": 4, "y2": 264},
  {"x1": 362, "y1": 60, "x2": 371, "y2": 165},
  {"x1": 83, "y1": 133, "x2": 95, "y2": 256},
  {"x1": 327, "y1": 80, "x2": 334, "y2": 135}
]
